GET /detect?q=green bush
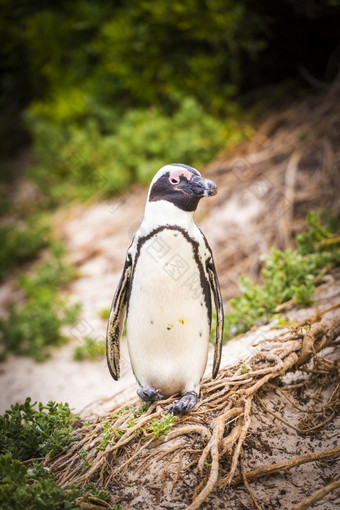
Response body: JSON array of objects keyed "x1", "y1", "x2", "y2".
[
  {"x1": 73, "y1": 337, "x2": 106, "y2": 362},
  {"x1": 0, "y1": 221, "x2": 50, "y2": 279},
  {"x1": 0, "y1": 454, "x2": 82, "y2": 510},
  {"x1": 0, "y1": 299, "x2": 80, "y2": 362},
  {"x1": 27, "y1": 96, "x2": 248, "y2": 204},
  {"x1": 0, "y1": 398, "x2": 76, "y2": 461},
  {"x1": 147, "y1": 413, "x2": 176, "y2": 440},
  {"x1": 0, "y1": 243, "x2": 81, "y2": 361},
  {"x1": 18, "y1": 242, "x2": 77, "y2": 293},
  {"x1": 221, "y1": 212, "x2": 340, "y2": 342},
  {"x1": 3, "y1": 0, "x2": 268, "y2": 114},
  {"x1": 0, "y1": 398, "x2": 115, "y2": 510},
  {"x1": 0, "y1": 453, "x2": 116, "y2": 510},
  {"x1": 4, "y1": 0, "x2": 260, "y2": 204}
]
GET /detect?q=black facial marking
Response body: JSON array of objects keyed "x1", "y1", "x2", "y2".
[{"x1": 149, "y1": 172, "x2": 201, "y2": 212}]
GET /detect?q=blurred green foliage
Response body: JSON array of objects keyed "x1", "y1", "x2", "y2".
[
  {"x1": 27, "y1": 96, "x2": 245, "y2": 204},
  {"x1": 3, "y1": 0, "x2": 267, "y2": 111},
  {"x1": 73, "y1": 337, "x2": 106, "y2": 362},
  {"x1": 0, "y1": 242, "x2": 81, "y2": 361},
  {"x1": 99, "y1": 307, "x2": 110, "y2": 320},
  {"x1": 0, "y1": 0, "x2": 267, "y2": 202},
  {"x1": 1, "y1": 0, "x2": 340, "y2": 187},
  {"x1": 0, "y1": 219, "x2": 50, "y2": 279}
]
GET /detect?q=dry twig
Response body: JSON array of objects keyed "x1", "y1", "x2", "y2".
[{"x1": 240, "y1": 452, "x2": 263, "y2": 510}]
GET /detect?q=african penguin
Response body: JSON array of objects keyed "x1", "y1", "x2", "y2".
[{"x1": 106, "y1": 163, "x2": 224, "y2": 413}]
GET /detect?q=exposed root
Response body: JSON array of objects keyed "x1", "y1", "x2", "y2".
[
  {"x1": 167, "y1": 424, "x2": 212, "y2": 442},
  {"x1": 290, "y1": 479, "x2": 340, "y2": 510},
  {"x1": 186, "y1": 415, "x2": 225, "y2": 510},
  {"x1": 220, "y1": 423, "x2": 243, "y2": 457},
  {"x1": 137, "y1": 444, "x2": 184, "y2": 476},
  {"x1": 197, "y1": 406, "x2": 242, "y2": 472},
  {"x1": 231, "y1": 445, "x2": 340, "y2": 486},
  {"x1": 256, "y1": 396, "x2": 303, "y2": 433},
  {"x1": 240, "y1": 451, "x2": 263, "y2": 510},
  {"x1": 47, "y1": 314, "x2": 340, "y2": 509},
  {"x1": 220, "y1": 397, "x2": 253, "y2": 486},
  {"x1": 118, "y1": 438, "x2": 154, "y2": 474}
]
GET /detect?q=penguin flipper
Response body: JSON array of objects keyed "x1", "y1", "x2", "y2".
[
  {"x1": 106, "y1": 255, "x2": 132, "y2": 381},
  {"x1": 207, "y1": 258, "x2": 224, "y2": 379}
]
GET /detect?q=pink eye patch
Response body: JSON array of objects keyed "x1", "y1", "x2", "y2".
[{"x1": 170, "y1": 169, "x2": 195, "y2": 182}]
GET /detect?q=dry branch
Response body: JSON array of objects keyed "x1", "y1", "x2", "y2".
[
  {"x1": 290, "y1": 479, "x2": 340, "y2": 510},
  {"x1": 231, "y1": 445, "x2": 340, "y2": 486}
]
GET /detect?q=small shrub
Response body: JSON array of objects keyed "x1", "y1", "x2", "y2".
[
  {"x1": 97, "y1": 420, "x2": 125, "y2": 451},
  {"x1": 0, "y1": 398, "x2": 113, "y2": 510},
  {"x1": 79, "y1": 449, "x2": 92, "y2": 469},
  {"x1": 18, "y1": 241, "x2": 78, "y2": 294},
  {"x1": 0, "y1": 221, "x2": 50, "y2": 279},
  {"x1": 221, "y1": 211, "x2": 340, "y2": 342},
  {"x1": 147, "y1": 413, "x2": 175, "y2": 439},
  {"x1": 241, "y1": 364, "x2": 248, "y2": 374},
  {"x1": 0, "y1": 453, "x2": 82, "y2": 510},
  {"x1": 0, "y1": 242, "x2": 81, "y2": 361},
  {"x1": 0, "y1": 299, "x2": 80, "y2": 362},
  {"x1": 0, "y1": 398, "x2": 77, "y2": 461},
  {"x1": 133, "y1": 402, "x2": 152, "y2": 418},
  {"x1": 81, "y1": 482, "x2": 111, "y2": 503},
  {"x1": 0, "y1": 452, "x2": 113, "y2": 510},
  {"x1": 73, "y1": 337, "x2": 106, "y2": 362}
]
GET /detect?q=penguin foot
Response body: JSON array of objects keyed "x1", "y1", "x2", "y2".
[
  {"x1": 167, "y1": 391, "x2": 198, "y2": 414},
  {"x1": 137, "y1": 385, "x2": 164, "y2": 402}
]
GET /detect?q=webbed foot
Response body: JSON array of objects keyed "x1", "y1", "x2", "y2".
[
  {"x1": 137, "y1": 385, "x2": 164, "y2": 402},
  {"x1": 167, "y1": 391, "x2": 198, "y2": 414}
]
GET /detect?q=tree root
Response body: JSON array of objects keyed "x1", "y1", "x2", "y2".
[
  {"x1": 186, "y1": 415, "x2": 225, "y2": 510},
  {"x1": 47, "y1": 314, "x2": 340, "y2": 509},
  {"x1": 231, "y1": 445, "x2": 340, "y2": 486},
  {"x1": 290, "y1": 479, "x2": 340, "y2": 510},
  {"x1": 240, "y1": 451, "x2": 263, "y2": 510},
  {"x1": 220, "y1": 397, "x2": 253, "y2": 486}
]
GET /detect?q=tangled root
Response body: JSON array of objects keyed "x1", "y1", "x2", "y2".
[{"x1": 47, "y1": 314, "x2": 340, "y2": 508}]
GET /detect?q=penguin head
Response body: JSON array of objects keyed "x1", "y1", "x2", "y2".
[{"x1": 148, "y1": 164, "x2": 217, "y2": 212}]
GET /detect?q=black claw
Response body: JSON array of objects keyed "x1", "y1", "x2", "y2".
[
  {"x1": 167, "y1": 391, "x2": 198, "y2": 414},
  {"x1": 137, "y1": 385, "x2": 164, "y2": 402}
]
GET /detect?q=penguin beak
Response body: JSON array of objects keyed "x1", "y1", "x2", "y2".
[{"x1": 185, "y1": 175, "x2": 217, "y2": 198}]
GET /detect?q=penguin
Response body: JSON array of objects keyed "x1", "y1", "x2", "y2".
[{"x1": 106, "y1": 163, "x2": 224, "y2": 413}]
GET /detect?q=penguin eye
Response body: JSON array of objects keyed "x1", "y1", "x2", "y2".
[{"x1": 169, "y1": 176, "x2": 180, "y2": 185}]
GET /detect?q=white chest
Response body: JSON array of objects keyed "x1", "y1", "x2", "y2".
[{"x1": 126, "y1": 226, "x2": 211, "y2": 395}]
